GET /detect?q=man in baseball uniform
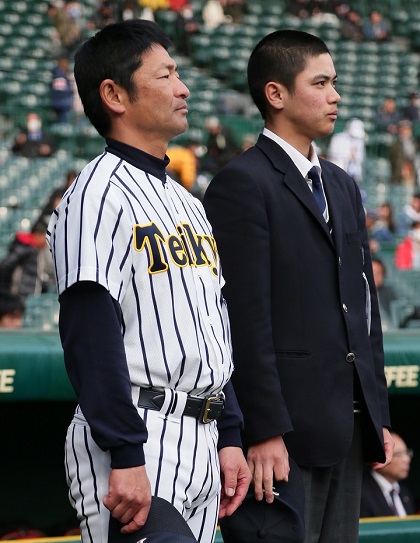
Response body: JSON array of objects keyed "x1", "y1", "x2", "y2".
[{"x1": 47, "y1": 19, "x2": 251, "y2": 543}]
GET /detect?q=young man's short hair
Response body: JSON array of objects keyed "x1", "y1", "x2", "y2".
[{"x1": 247, "y1": 29, "x2": 330, "y2": 120}]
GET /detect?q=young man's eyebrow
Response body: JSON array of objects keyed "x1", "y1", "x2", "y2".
[{"x1": 311, "y1": 72, "x2": 337, "y2": 81}]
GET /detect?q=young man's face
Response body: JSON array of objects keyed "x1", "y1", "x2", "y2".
[
  {"x1": 125, "y1": 44, "x2": 190, "y2": 143},
  {"x1": 279, "y1": 53, "x2": 340, "y2": 146}
]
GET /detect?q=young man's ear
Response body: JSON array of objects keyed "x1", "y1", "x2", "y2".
[
  {"x1": 99, "y1": 79, "x2": 126, "y2": 114},
  {"x1": 264, "y1": 81, "x2": 287, "y2": 112}
]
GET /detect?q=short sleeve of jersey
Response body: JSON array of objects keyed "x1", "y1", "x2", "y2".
[{"x1": 49, "y1": 155, "x2": 133, "y2": 301}]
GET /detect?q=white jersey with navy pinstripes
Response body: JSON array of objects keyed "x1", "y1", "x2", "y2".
[{"x1": 48, "y1": 150, "x2": 233, "y2": 398}]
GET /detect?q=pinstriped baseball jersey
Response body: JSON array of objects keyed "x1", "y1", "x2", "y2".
[{"x1": 47, "y1": 148, "x2": 233, "y2": 398}]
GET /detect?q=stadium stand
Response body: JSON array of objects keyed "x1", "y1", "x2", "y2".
[
  {"x1": 0, "y1": 0, "x2": 420, "y2": 321},
  {"x1": 2, "y1": 2, "x2": 420, "y2": 539}
]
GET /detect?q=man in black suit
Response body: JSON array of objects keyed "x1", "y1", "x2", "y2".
[
  {"x1": 361, "y1": 432, "x2": 417, "y2": 517},
  {"x1": 203, "y1": 30, "x2": 394, "y2": 543}
]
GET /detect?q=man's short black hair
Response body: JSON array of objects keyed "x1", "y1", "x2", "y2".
[{"x1": 74, "y1": 19, "x2": 172, "y2": 137}]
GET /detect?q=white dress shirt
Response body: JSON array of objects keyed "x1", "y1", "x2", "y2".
[{"x1": 371, "y1": 471, "x2": 407, "y2": 516}]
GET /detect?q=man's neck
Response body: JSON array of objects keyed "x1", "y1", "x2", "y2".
[{"x1": 264, "y1": 122, "x2": 312, "y2": 158}]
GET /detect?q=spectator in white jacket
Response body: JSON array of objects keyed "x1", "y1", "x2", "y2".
[
  {"x1": 202, "y1": 0, "x2": 231, "y2": 30},
  {"x1": 327, "y1": 118, "x2": 366, "y2": 182}
]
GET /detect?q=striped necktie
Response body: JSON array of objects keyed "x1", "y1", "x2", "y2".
[{"x1": 307, "y1": 166, "x2": 327, "y2": 219}]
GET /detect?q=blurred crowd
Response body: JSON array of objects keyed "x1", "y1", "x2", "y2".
[{"x1": 2, "y1": 0, "x2": 420, "y2": 333}]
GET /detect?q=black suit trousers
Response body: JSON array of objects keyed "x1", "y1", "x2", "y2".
[{"x1": 298, "y1": 412, "x2": 364, "y2": 542}]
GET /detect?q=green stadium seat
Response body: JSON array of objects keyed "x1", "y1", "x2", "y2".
[
  {"x1": 211, "y1": 46, "x2": 231, "y2": 78},
  {"x1": 233, "y1": 34, "x2": 256, "y2": 50},
  {"x1": 27, "y1": 13, "x2": 44, "y2": 26},
  {"x1": 262, "y1": 0, "x2": 286, "y2": 17},
  {"x1": 226, "y1": 59, "x2": 248, "y2": 91},
  {"x1": 246, "y1": 3, "x2": 263, "y2": 16},
  {"x1": 3, "y1": 12, "x2": 21, "y2": 25},
  {"x1": 219, "y1": 115, "x2": 263, "y2": 147},
  {"x1": 389, "y1": 299, "x2": 416, "y2": 329},
  {"x1": 338, "y1": 40, "x2": 358, "y2": 53},
  {"x1": 154, "y1": 8, "x2": 178, "y2": 39},
  {"x1": 189, "y1": 33, "x2": 213, "y2": 66},
  {"x1": 11, "y1": 0, "x2": 29, "y2": 13},
  {"x1": 18, "y1": 24, "x2": 37, "y2": 38},
  {"x1": 259, "y1": 14, "x2": 283, "y2": 29},
  {"x1": 23, "y1": 293, "x2": 60, "y2": 331}
]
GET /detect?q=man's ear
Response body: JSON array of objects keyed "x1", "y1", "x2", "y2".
[
  {"x1": 264, "y1": 81, "x2": 286, "y2": 112},
  {"x1": 99, "y1": 79, "x2": 126, "y2": 114}
]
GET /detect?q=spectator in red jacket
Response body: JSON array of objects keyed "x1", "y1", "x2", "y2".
[{"x1": 395, "y1": 221, "x2": 420, "y2": 269}]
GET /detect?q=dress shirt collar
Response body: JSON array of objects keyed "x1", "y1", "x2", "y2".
[
  {"x1": 371, "y1": 470, "x2": 406, "y2": 516},
  {"x1": 262, "y1": 128, "x2": 321, "y2": 178},
  {"x1": 371, "y1": 470, "x2": 400, "y2": 496}
]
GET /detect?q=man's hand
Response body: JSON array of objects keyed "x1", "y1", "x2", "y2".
[
  {"x1": 371, "y1": 428, "x2": 395, "y2": 471},
  {"x1": 218, "y1": 446, "x2": 252, "y2": 518},
  {"x1": 247, "y1": 435, "x2": 289, "y2": 503},
  {"x1": 103, "y1": 465, "x2": 151, "y2": 534}
]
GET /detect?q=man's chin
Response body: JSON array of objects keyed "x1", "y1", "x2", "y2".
[{"x1": 171, "y1": 122, "x2": 189, "y2": 139}]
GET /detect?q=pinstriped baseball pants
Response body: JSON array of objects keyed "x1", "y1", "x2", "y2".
[{"x1": 64, "y1": 396, "x2": 221, "y2": 543}]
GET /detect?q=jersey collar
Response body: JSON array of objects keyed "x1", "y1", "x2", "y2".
[{"x1": 105, "y1": 138, "x2": 169, "y2": 183}]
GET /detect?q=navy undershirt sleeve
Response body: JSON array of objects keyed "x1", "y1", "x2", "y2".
[
  {"x1": 217, "y1": 380, "x2": 244, "y2": 450},
  {"x1": 59, "y1": 281, "x2": 147, "y2": 468}
]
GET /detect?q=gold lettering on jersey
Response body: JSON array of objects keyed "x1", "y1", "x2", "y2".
[
  {"x1": 167, "y1": 234, "x2": 188, "y2": 267},
  {"x1": 133, "y1": 222, "x2": 168, "y2": 273},
  {"x1": 133, "y1": 222, "x2": 218, "y2": 276}
]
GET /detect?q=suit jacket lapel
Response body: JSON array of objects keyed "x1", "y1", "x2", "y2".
[
  {"x1": 257, "y1": 135, "x2": 335, "y2": 246},
  {"x1": 320, "y1": 159, "x2": 344, "y2": 254}
]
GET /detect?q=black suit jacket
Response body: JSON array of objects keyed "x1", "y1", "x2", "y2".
[
  {"x1": 204, "y1": 134, "x2": 391, "y2": 467},
  {"x1": 360, "y1": 472, "x2": 417, "y2": 517}
]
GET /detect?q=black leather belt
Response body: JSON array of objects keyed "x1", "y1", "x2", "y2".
[{"x1": 138, "y1": 387, "x2": 224, "y2": 424}]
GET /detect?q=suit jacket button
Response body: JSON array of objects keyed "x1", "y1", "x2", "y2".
[
  {"x1": 342, "y1": 303, "x2": 348, "y2": 312},
  {"x1": 346, "y1": 352, "x2": 356, "y2": 363}
]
